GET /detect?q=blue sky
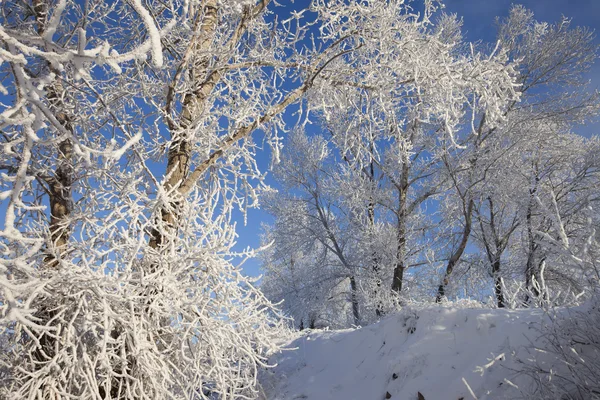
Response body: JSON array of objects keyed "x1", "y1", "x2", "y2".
[
  {"x1": 443, "y1": 0, "x2": 600, "y2": 137},
  {"x1": 236, "y1": 0, "x2": 600, "y2": 278}
]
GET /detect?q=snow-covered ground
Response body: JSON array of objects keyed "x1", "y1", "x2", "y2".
[{"x1": 259, "y1": 305, "x2": 552, "y2": 400}]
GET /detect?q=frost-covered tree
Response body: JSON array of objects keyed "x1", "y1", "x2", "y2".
[
  {"x1": 0, "y1": 0, "x2": 292, "y2": 397},
  {"x1": 436, "y1": 4, "x2": 600, "y2": 304},
  {"x1": 511, "y1": 204, "x2": 600, "y2": 400},
  {"x1": 320, "y1": 91, "x2": 446, "y2": 309},
  {"x1": 261, "y1": 130, "x2": 373, "y2": 327},
  {"x1": 518, "y1": 133, "x2": 600, "y2": 304},
  {"x1": 260, "y1": 3, "x2": 520, "y2": 327}
]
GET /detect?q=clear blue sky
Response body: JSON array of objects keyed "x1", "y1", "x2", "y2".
[{"x1": 236, "y1": 0, "x2": 600, "y2": 279}]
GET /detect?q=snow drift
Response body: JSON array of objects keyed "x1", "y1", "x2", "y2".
[{"x1": 260, "y1": 305, "x2": 555, "y2": 400}]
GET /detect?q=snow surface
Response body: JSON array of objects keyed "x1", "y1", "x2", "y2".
[{"x1": 260, "y1": 305, "x2": 551, "y2": 400}]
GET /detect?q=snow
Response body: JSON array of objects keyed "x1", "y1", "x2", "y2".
[
  {"x1": 260, "y1": 305, "x2": 550, "y2": 400},
  {"x1": 130, "y1": 0, "x2": 164, "y2": 67}
]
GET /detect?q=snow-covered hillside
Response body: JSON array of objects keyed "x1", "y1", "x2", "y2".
[{"x1": 260, "y1": 305, "x2": 552, "y2": 400}]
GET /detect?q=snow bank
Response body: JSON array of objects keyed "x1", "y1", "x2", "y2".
[{"x1": 260, "y1": 306, "x2": 550, "y2": 400}]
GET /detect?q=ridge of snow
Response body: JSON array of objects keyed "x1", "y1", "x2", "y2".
[{"x1": 260, "y1": 306, "x2": 550, "y2": 400}]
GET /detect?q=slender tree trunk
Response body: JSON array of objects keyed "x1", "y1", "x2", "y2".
[
  {"x1": 313, "y1": 194, "x2": 362, "y2": 325},
  {"x1": 392, "y1": 172, "x2": 408, "y2": 294},
  {"x1": 367, "y1": 196, "x2": 381, "y2": 301},
  {"x1": 478, "y1": 197, "x2": 513, "y2": 308},
  {"x1": 309, "y1": 314, "x2": 316, "y2": 330},
  {"x1": 366, "y1": 157, "x2": 384, "y2": 317},
  {"x1": 525, "y1": 173, "x2": 541, "y2": 304},
  {"x1": 488, "y1": 198, "x2": 508, "y2": 309},
  {"x1": 485, "y1": 249, "x2": 505, "y2": 308},
  {"x1": 314, "y1": 197, "x2": 361, "y2": 324},
  {"x1": 391, "y1": 231, "x2": 406, "y2": 293},
  {"x1": 437, "y1": 199, "x2": 474, "y2": 302},
  {"x1": 349, "y1": 276, "x2": 360, "y2": 326},
  {"x1": 492, "y1": 259, "x2": 505, "y2": 308}
]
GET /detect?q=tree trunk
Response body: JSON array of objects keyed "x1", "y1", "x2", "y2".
[
  {"x1": 391, "y1": 201, "x2": 406, "y2": 294},
  {"x1": 366, "y1": 157, "x2": 384, "y2": 317},
  {"x1": 525, "y1": 173, "x2": 541, "y2": 304},
  {"x1": 492, "y1": 259, "x2": 505, "y2": 308},
  {"x1": 44, "y1": 140, "x2": 73, "y2": 268},
  {"x1": 131, "y1": 4, "x2": 220, "y2": 398},
  {"x1": 349, "y1": 276, "x2": 360, "y2": 326},
  {"x1": 478, "y1": 197, "x2": 512, "y2": 309},
  {"x1": 31, "y1": 1, "x2": 75, "y2": 395},
  {"x1": 34, "y1": 136, "x2": 73, "y2": 397},
  {"x1": 392, "y1": 161, "x2": 409, "y2": 295},
  {"x1": 32, "y1": 0, "x2": 74, "y2": 269},
  {"x1": 437, "y1": 198, "x2": 473, "y2": 302},
  {"x1": 149, "y1": 0, "x2": 218, "y2": 254}
]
